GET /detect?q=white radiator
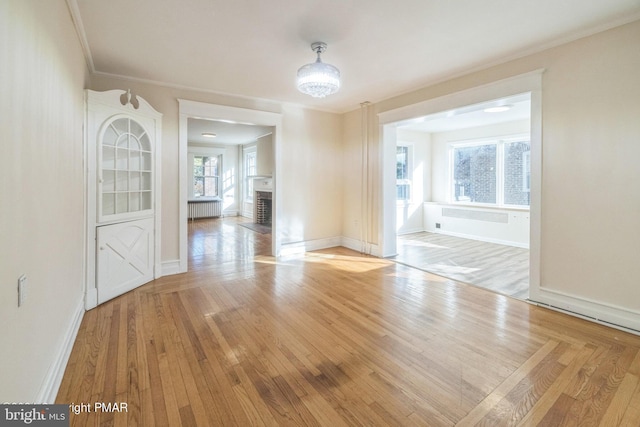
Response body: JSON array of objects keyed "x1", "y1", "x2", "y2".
[
  {"x1": 442, "y1": 207, "x2": 508, "y2": 223},
  {"x1": 188, "y1": 200, "x2": 222, "y2": 219}
]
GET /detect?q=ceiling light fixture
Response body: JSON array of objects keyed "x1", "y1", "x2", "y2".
[
  {"x1": 201, "y1": 132, "x2": 217, "y2": 138},
  {"x1": 296, "y1": 42, "x2": 340, "y2": 98},
  {"x1": 483, "y1": 105, "x2": 512, "y2": 113}
]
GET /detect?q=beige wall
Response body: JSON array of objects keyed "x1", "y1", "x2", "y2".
[
  {"x1": 90, "y1": 76, "x2": 344, "y2": 260},
  {"x1": 344, "y1": 20, "x2": 640, "y2": 316},
  {"x1": 539, "y1": 21, "x2": 640, "y2": 309},
  {"x1": 0, "y1": 0, "x2": 89, "y2": 401},
  {"x1": 279, "y1": 105, "x2": 343, "y2": 244}
]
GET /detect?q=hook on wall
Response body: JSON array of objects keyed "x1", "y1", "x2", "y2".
[{"x1": 119, "y1": 89, "x2": 140, "y2": 109}]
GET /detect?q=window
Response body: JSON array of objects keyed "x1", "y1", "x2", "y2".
[
  {"x1": 504, "y1": 142, "x2": 531, "y2": 206},
  {"x1": 396, "y1": 145, "x2": 411, "y2": 201},
  {"x1": 193, "y1": 155, "x2": 220, "y2": 197},
  {"x1": 451, "y1": 136, "x2": 530, "y2": 207},
  {"x1": 244, "y1": 149, "x2": 257, "y2": 201},
  {"x1": 453, "y1": 144, "x2": 497, "y2": 204}
]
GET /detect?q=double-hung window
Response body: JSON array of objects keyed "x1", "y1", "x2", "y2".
[
  {"x1": 396, "y1": 145, "x2": 411, "y2": 201},
  {"x1": 451, "y1": 135, "x2": 530, "y2": 207},
  {"x1": 193, "y1": 155, "x2": 220, "y2": 197},
  {"x1": 244, "y1": 148, "x2": 257, "y2": 201}
]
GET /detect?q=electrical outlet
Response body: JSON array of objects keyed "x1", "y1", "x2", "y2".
[
  {"x1": 18, "y1": 275, "x2": 27, "y2": 307},
  {"x1": 435, "y1": 223, "x2": 441, "y2": 229}
]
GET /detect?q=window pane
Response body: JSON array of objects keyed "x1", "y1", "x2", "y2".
[
  {"x1": 397, "y1": 183, "x2": 410, "y2": 200},
  {"x1": 194, "y1": 177, "x2": 204, "y2": 197},
  {"x1": 204, "y1": 157, "x2": 217, "y2": 176},
  {"x1": 453, "y1": 145, "x2": 496, "y2": 203},
  {"x1": 246, "y1": 152, "x2": 257, "y2": 176},
  {"x1": 204, "y1": 177, "x2": 218, "y2": 197},
  {"x1": 396, "y1": 146, "x2": 410, "y2": 201},
  {"x1": 504, "y1": 141, "x2": 531, "y2": 206},
  {"x1": 396, "y1": 146, "x2": 408, "y2": 180}
]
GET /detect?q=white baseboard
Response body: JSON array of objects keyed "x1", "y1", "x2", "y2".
[
  {"x1": 531, "y1": 287, "x2": 640, "y2": 334},
  {"x1": 280, "y1": 236, "x2": 343, "y2": 256},
  {"x1": 36, "y1": 298, "x2": 85, "y2": 403},
  {"x1": 85, "y1": 287, "x2": 97, "y2": 310},
  {"x1": 161, "y1": 259, "x2": 183, "y2": 276},
  {"x1": 340, "y1": 237, "x2": 381, "y2": 257}
]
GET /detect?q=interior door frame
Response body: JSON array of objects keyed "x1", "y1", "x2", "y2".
[
  {"x1": 377, "y1": 70, "x2": 544, "y2": 296},
  {"x1": 177, "y1": 100, "x2": 283, "y2": 273},
  {"x1": 84, "y1": 89, "x2": 162, "y2": 310}
]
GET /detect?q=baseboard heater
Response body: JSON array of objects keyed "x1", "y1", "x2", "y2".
[
  {"x1": 442, "y1": 207, "x2": 509, "y2": 223},
  {"x1": 188, "y1": 199, "x2": 222, "y2": 220}
]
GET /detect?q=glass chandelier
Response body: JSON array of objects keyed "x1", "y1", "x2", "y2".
[{"x1": 296, "y1": 42, "x2": 340, "y2": 98}]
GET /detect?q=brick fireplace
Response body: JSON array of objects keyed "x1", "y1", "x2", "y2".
[{"x1": 255, "y1": 191, "x2": 272, "y2": 225}]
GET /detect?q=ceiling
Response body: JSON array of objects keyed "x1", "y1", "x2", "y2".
[
  {"x1": 72, "y1": 0, "x2": 640, "y2": 113},
  {"x1": 399, "y1": 93, "x2": 531, "y2": 134},
  {"x1": 188, "y1": 118, "x2": 272, "y2": 145}
]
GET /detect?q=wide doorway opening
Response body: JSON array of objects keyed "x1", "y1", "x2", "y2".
[
  {"x1": 392, "y1": 93, "x2": 531, "y2": 299},
  {"x1": 378, "y1": 72, "x2": 543, "y2": 301},
  {"x1": 178, "y1": 100, "x2": 282, "y2": 274}
]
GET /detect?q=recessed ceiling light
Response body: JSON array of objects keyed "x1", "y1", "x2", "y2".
[
  {"x1": 202, "y1": 132, "x2": 217, "y2": 138},
  {"x1": 483, "y1": 105, "x2": 512, "y2": 113}
]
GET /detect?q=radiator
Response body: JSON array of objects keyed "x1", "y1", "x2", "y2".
[
  {"x1": 442, "y1": 207, "x2": 508, "y2": 223},
  {"x1": 188, "y1": 200, "x2": 222, "y2": 219}
]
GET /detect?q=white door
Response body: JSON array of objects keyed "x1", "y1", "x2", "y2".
[{"x1": 96, "y1": 218, "x2": 154, "y2": 304}]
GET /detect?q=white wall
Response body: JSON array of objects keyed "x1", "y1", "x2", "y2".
[
  {"x1": 396, "y1": 129, "x2": 430, "y2": 235},
  {"x1": 0, "y1": 0, "x2": 88, "y2": 401}
]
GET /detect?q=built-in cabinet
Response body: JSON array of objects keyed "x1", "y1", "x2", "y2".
[
  {"x1": 85, "y1": 90, "x2": 162, "y2": 309},
  {"x1": 99, "y1": 117, "x2": 153, "y2": 221}
]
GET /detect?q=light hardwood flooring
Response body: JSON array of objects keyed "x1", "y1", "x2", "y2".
[
  {"x1": 395, "y1": 232, "x2": 530, "y2": 300},
  {"x1": 57, "y1": 217, "x2": 640, "y2": 426}
]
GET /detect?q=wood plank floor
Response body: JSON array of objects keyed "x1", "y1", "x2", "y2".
[
  {"x1": 57, "y1": 217, "x2": 640, "y2": 426},
  {"x1": 394, "y1": 232, "x2": 530, "y2": 300}
]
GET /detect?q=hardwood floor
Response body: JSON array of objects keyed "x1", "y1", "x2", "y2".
[
  {"x1": 394, "y1": 232, "x2": 530, "y2": 300},
  {"x1": 57, "y1": 217, "x2": 640, "y2": 426}
]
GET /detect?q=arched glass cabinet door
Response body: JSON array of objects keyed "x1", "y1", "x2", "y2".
[{"x1": 98, "y1": 116, "x2": 153, "y2": 222}]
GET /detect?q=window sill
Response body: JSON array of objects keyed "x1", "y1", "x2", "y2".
[{"x1": 424, "y1": 201, "x2": 530, "y2": 212}]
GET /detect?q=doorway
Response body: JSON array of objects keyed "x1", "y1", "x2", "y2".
[
  {"x1": 378, "y1": 71, "x2": 543, "y2": 300},
  {"x1": 392, "y1": 93, "x2": 532, "y2": 299},
  {"x1": 177, "y1": 100, "x2": 283, "y2": 274}
]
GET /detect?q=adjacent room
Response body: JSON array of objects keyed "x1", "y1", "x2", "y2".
[{"x1": 391, "y1": 94, "x2": 532, "y2": 299}]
